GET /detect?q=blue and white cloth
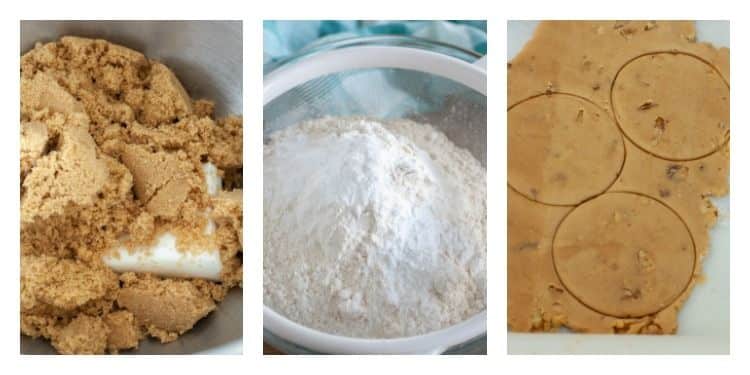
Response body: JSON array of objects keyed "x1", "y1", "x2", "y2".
[
  {"x1": 263, "y1": 20, "x2": 486, "y2": 124},
  {"x1": 263, "y1": 20, "x2": 487, "y2": 66}
]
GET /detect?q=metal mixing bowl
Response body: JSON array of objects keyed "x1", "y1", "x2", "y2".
[{"x1": 20, "y1": 20, "x2": 243, "y2": 355}]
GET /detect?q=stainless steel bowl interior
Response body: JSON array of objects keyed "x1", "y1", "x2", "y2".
[{"x1": 20, "y1": 20, "x2": 243, "y2": 355}]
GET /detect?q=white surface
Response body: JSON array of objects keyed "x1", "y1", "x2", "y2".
[
  {"x1": 264, "y1": 46, "x2": 487, "y2": 354},
  {"x1": 507, "y1": 20, "x2": 730, "y2": 354},
  {"x1": 199, "y1": 339, "x2": 243, "y2": 355},
  {"x1": 203, "y1": 162, "x2": 222, "y2": 196},
  {"x1": 103, "y1": 232, "x2": 223, "y2": 281}
]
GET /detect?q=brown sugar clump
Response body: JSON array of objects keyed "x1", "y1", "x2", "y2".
[
  {"x1": 21, "y1": 255, "x2": 119, "y2": 315},
  {"x1": 193, "y1": 99, "x2": 215, "y2": 118},
  {"x1": 21, "y1": 72, "x2": 86, "y2": 118},
  {"x1": 211, "y1": 189, "x2": 243, "y2": 286},
  {"x1": 212, "y1": 189, "x2": 243, "y2": 248},
  {"x1": 21, "y1": 157, "x2": 136, "y2": 262},
  {"x1": 20, "y1": 36, "x2": 242, "y2": 354},
  {"x1": 117, "y1": 273, "x2": 216, "y2": 342},
  {"x1": 209, "y1": 116, "x2": 243, "y2": 169},
  {"x1": 20, "y1": 121, "x2": 49, "y2": 179},
  {"x1": 128, "y1": 211, "x2": 156, "y2": 244},
  {"x1": 52, "y1": 315, "x2": 110, "y2": 355},
  {"x1": 104, "y1": 310, "x2": 141, "y2": 353},
  {"x1": 21, "y1": 126, "x2": 109, "y2": 224},
  {"x1": 140, "y1": 63, "x2": 194, "y2": 126},
  {"x1": 120, "y1": 144, "x2": 198, "y2": 218}
]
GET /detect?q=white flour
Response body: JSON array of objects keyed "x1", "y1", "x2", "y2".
[{"x1": 263, "y1": 117, "x2": 486, "y2": 338}]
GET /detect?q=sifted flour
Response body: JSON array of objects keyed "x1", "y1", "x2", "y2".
[{"x1": 264, "y1": 117, "x2": 486, "y2": 338}]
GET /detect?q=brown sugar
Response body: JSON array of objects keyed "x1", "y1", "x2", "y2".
[
  {"x1": 51, "y1": 315, "x2": 110, "y2": 355},
  {"x1": 139, "y1": 63, "x2": 194, "y2": 126},
  {"x1": 117, "y1": 273, "x2": 216, "y2": 343},
  {"x1": 21, "y1": 125, "x2": 109, "y2": 224},
  {"x1": 21, "y1": 255, "x2": 119, "y2": 315},
  {"x1": 21, "y1": 71, "x2": 86, "y2": 118},
  {"x1": 20, "y1": 36, "x2": 242, "y2": 354},
  {"x1": 120, "y1": 144, "x2": 199, "y2": 219},
  {"x1": 103, "y1": 310, "x2": 141, "y2": 353},
  {"x1": 128, "y1": 212, "x2": 156, "y2": 244},
  {"x1": 508, "y1": 21, "x2": 729, "y2": 334},
  {"x1": 20, "y1": 121, "x2": 49, "y2": 179},
  {"x1": 212, "y1": 189, "x2": 243, "y2": 248}
]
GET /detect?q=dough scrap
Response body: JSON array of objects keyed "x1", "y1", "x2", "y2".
[{"x1": 508, "y1": 21, "x2": 729, "y2": 334}]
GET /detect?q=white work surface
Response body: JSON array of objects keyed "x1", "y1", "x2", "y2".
[{"x1": 507, "y1": 20, "x2": 730, "y2": 354}]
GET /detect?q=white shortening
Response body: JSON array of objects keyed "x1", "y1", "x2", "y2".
[{"x1": 102, "y1": 162, "x2": 224, "y2": 281}]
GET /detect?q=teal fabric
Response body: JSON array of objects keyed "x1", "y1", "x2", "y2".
[{"x1": 264, "y1": 20, "x2": 486, "y2": 65}]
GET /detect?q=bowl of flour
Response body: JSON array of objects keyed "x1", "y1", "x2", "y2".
[{"x1": 264, "y1": 41, "x2": 486, "y2": 354}]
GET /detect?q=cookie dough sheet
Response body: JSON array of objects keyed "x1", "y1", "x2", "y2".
[{"x1": 508, "y1": 21, "x2": 729, "y2": 334}]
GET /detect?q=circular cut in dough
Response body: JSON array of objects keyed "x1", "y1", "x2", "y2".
[
  {"x1": 508, "y1": 94, "x2": 625, "y2": 205},
  {"x1": 552, "y1": 192, "x2": 695, "y2": 318},
  {"x1": 612, "y1": 52, "x2": 729, "y2": 160}
]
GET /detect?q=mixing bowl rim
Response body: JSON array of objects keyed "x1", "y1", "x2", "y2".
[
  {"x1": 264, "y1": 45, "x2": 486, "y2": 105},
  {"x1": 264, "y1": 307, "x2": 487, "y2": 354},
  {"x1": 264, "y1": 34, "x2": 483, "y2": 74}
]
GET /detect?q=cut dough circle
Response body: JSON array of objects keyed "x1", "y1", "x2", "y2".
[
  {"x1": 552, "y1": 192, "x2": 695, "y2": 318},
  {"x1": 612, "y1": 52, "x2": 729, "y2": 160},
  {"x1": 508, "y1": 93, "x2": 625, "y2": 205}
]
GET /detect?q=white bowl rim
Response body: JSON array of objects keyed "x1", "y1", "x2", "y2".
[
  {"x1": 265, "y1": 308, "x2": 486, "y2": 355},
  {"x1": 263, "y1": 45, "x2": 487, "y2": 354},
  {"x1": 264, "y1": 45, "x2": 487, "y2": 104}
]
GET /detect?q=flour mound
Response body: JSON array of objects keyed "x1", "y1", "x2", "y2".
[{"x1": 264, "y1": 117, "x2": 486, "y2": 338}]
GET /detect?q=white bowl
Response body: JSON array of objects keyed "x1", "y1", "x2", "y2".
[{"x1": 264, "y1": 44, "x2": 487, "y2": 354}]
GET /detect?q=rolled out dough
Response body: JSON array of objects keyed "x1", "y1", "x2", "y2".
[{"x1": 508, "y1": 21, "x2": 729, "y2": 334}]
